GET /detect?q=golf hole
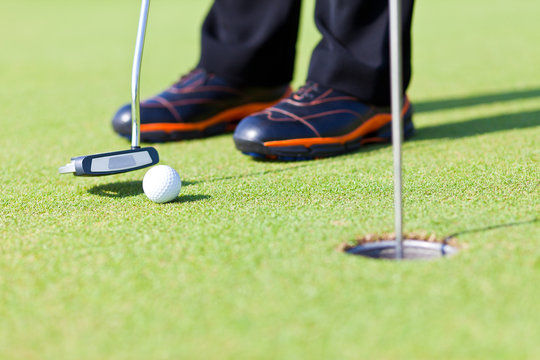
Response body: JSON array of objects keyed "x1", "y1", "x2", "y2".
[{"x1": 339, "y1": 233, "x2": 459, "y2": 260}]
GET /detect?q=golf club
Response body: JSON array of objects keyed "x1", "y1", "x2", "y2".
[
  {"x1": 59, "y1": 0, "x2": 158, "y2": 176},
  {"x1": 389, "y1": 0, "x2": 404, "y2": 259}
]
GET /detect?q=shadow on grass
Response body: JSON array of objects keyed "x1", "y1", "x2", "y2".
[
  {"x1": 183, "y1": 151, "x2": 381, "y2": 184},
  {"x1": 88, "y1": 181, "x2": 208, "y2": 203},
  {"x1": 414, "y1": 87, "x2": 540, "y2": 113},
  {"x1": 414, "y1": 109, "x2": 540, "y2": 141},
  {"x1": 445, "y1": 218, "x2": 538, "y2": 240},
  {"x1": 170, "y1": 194, "x2": 211, "y2": 203},
  {"x1": 198, "y1": 162, "x2": 315, "y2": 183},
  {"x1": 88, "y1": 181, "x2": 143, "y2": 198}
]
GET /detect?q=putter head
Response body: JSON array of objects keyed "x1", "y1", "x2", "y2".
[{"x1": 59, "y1": 147, "x2": 159, "y2": 176}]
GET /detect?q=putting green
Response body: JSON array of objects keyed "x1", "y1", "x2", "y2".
[{"x1": 1, "y1": 0, "x2": 539, "y2": 359}]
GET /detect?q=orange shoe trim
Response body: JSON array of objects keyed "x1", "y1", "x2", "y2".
[
  {"x1": 263, "y1": 99, "x2": 410, "y2": 148},
  {"x1": 140, "y1": 88, "x2": 292, "y2": 134}
]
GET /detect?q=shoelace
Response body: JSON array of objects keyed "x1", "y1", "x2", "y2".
[
  {"x1": 171, "y1": 69, "x2": 213, "y2": 89},
  {"x1": 178, "y1": 69, "x2": 203, "y2": 82},
  {"x1": 292, "y1": 82, "x2": 321, "y2": 101}
]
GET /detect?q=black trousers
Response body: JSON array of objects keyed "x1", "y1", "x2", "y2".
[{"x1": 199, "y1": 0, "x2": 414, "y2": 106}]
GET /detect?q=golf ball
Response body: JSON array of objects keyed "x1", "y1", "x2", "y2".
[{"x1": 143, "y1": 165, "x2": 182, "y2": 203}]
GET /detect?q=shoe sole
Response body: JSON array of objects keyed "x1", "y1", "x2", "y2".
[
  {"x1": 133, "y1": 90, "x2": 292, "y2": 142},
  {"x1": 234, "y1": 105, "x2": 414, "y2": 161}
]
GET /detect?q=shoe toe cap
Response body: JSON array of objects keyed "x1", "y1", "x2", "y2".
[
  {"x1": 111, "y1": 104, "x2": 132, "y2": 136},
  {"x1": 234, "y1": 112, "x2": 317, "y2": 145},
  {"x1": 233, "y1": 115, "x2": 269, "y2": 143}
]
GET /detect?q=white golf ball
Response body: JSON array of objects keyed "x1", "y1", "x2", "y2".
[{"x1": 143, "y1": 165, "x2": 182, "y2": 203}]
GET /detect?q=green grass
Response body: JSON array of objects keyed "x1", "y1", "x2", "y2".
[{"x1": 1, "y1": 0, "x2": 539, "y2": 358}]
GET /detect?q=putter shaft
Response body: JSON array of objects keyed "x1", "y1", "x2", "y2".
[{"x1": 131, "y1": 0, "x2": 151, "y2": 149}]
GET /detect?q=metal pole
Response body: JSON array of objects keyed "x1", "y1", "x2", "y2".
[
  {"x1": 131, "y1": 0, "x2": 151, "y2": 149},
  {"x1": 389, "y1": 0, "x2": 404, "y2": 259}
]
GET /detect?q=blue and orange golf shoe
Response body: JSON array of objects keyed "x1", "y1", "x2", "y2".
[
  {"x1": 112, "y1": 69, "x2": 291, "y2": 142},
  {"x1": 233, "y1": 82, "x2": 414, "y2": 160}
]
